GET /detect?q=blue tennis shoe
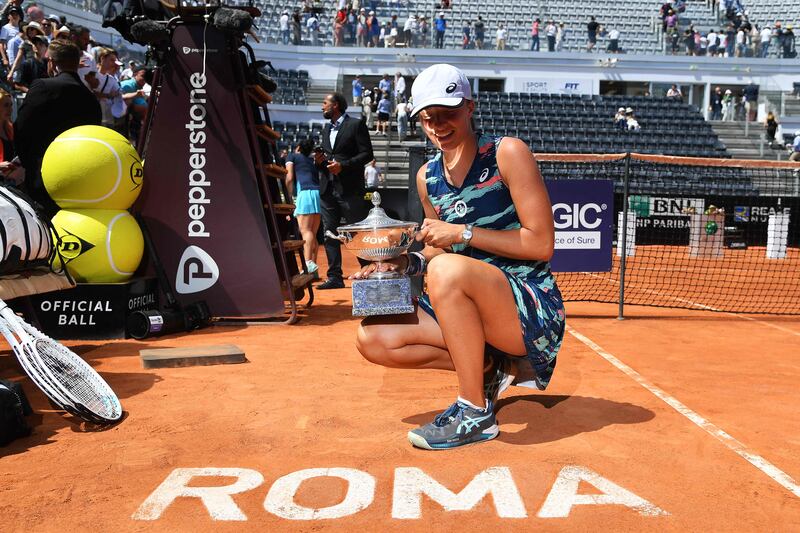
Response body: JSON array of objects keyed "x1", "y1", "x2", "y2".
[{"x1": 408, "y1": 400, "x2": 499, "y2": 450}]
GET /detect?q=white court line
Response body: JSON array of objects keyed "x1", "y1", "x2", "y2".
[{"x1": 566, "y1": 324, "x2": 800, "y2": 499}]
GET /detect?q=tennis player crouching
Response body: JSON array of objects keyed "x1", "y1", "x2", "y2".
[{"x1": 354, "y1": 64, "x2": 566, "y2": 450}]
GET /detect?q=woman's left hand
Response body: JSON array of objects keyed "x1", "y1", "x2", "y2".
[{"x1": 416, "y1": 218, "x2": 464, "y2": 249}]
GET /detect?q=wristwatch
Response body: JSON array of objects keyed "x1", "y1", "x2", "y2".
[{"x1": 461, "y1": 223, "x2": 474, "y2": 247}]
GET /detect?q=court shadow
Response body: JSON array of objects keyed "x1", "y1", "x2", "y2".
[{"x1": 402, "y1": 394, "x2": 655, "y2": 446}]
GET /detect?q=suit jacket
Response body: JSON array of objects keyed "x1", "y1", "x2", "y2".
[
  {"x1": 14, "y1": 71, "x2": 102, "y2": 212},
  {"x1": 320, "y1": 114, "x2": 373, "y2": 197}
]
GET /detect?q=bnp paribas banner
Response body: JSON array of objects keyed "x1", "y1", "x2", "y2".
[
  {"x1": 546, "y1": 179, "x2": 614, "y2": 272},
  {"x1": 137, "y1": 24, "x2": 284, "y2": 318}
]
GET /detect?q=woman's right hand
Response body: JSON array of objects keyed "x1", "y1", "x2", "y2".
[{"x1": 350, "y1": 255, "x2": 408, "y2": 280}]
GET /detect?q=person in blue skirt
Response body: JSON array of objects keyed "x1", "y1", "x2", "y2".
[
  {"x1": 285, "y1": 138, "x2": 321, "y2": 278},
  {"x1": 353, "y1": 64, "x2": 566, "y2": 450}
]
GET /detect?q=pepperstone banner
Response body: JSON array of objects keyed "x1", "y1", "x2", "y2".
[{"x1": 137, "y1": 23, "x2": 284, "y2": 318}]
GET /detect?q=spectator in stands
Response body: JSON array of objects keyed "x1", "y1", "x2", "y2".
[
  {"x1": 120, "y1": 60, "x2": 134, "y2": 80},
  {"x1": 25, "y1": 5, "x2": 42, "y2": 23},
  {"x1": 352, "y1": 74, "x2": 363, "y2": 106},
  {"x1": 530, "y1": 17, "x2": 539, "y2": 51},
  {"x1": 396, "y1": 97, "x2": 408, "y2": 139},
  {"x1": 120, "y1": 65, "x2": 148, "y2": 146},
  {"x1": 347, "y1": 9, "x2": 357, "y2": 45},
  {"x1": 69, "y1": 25, "x2": 98, "y2": 91},
  {"x1": 368, "y1": 11, "x2": 380, "y2": 47},
  {"x1": 306, "y1": 12, "x2": 320, "y2": 46},
  {"x1": 394, "y1": 72, "x2": 406, "y2": 102},
  {"x1": 381, "y1": 21, "x2": 398, "y2": 47},
  {"x1": 286, "y1": 139, "x2": 322, "y2": 280},
  {"x1": 743, "y1": 81, "x2": 758, "y2": 122},
  {"x1": 434, "y1": 12, "x2": 446, "y2": 49},
  {"x1": 13, "y1": 34, "x2": 46, "y2": 93},
  {"x1": 14, "y1": 39, "x2": 101, "y2": 216},
  {"x1": 474, "y1": 16, "x2": 485, "y2": 50},
  {"x1": 735, "y1": 26, "x2": 746, "y2": 57},
  {"x1": 461, "y1": 21, "x2": 470, "y2": 49},
  {"x1": 586, "y1": 16, "x2": 599, "y2": 52},
  {"x1": 665, "y1": 10, "x2": 678, "y2": 39},
  {"x1": 333, "y1": 9, "x2": 345, "y2": 47},
  {"x1": 0, "y1": 0, "x2": 22, "y2": 27},
  {"x1": 379, "y1": 73, "x2": 392, "y2": 99},
  {"x1": 613, "y1": 106, "x2": 627, "y2": 130},
  {"x1": 279, "y1": 10, "x2": 290, "y2": 44},
  {"x1": 376, "y1": 93, "x2": 391, "y2": 135},
  {"x1": 495, "y1": 23, "x2": 506, "y2": 51},
  {"x1": 659, "y1": 1, "x2": 672, "y2": 33},
  {"x1": 318, "y1": 91, "x2": 374, "y2": 289},
  {"x1": 406, "y1": 97, "x2": 416, "y2": 135},
  {"x1": 625, "y1": 108, "x2": 640, "y2": 132},
  {"x1": 724, "y1": 23, "x2": 735, "y2": 56},
  {"x1": 555, "y1": 22, "x2": 566, "y2": 51},
  {"x1": 607, "y1": 27, "x2": 620, "y2": 53},
  {"x1": 759, "y1": 24, "x2": 771, "y2": 57},
  {"x1": 418, "y1": 16, "x2": 428, "y2": 47},
  {"x1": 545, "y1": 20, "x2": 556, "y2": 51},
  {"x1": 789, "y1": 130, "x2": 800, "y2": 162},
  {"x1": 403, "y1": 14, "x2": 416, "y2": 47},
  {"x1": 764, "y1": 112, "x2": 778, "y2": 148},
  {"x1": 782, "y1": 25, "x2": 796, "y2": 58},
  {"x1": 0, "y1": 6, "x2": 20, "y2": 71},
  {"x1": 40, "y1": 15, "x2": 56, "y2": 42},
  {"x1": 291, "y1": 11, "x2": 302, "y2": 45},
  {"x1": 707, "y1": 28, "x2": 719, "y2": 56},
  {"x1": 0, "y1": 88, "x2": 18, "y2": 184},
  {"x1": 356, "y1": 8, "x2": 367, "y2": 47},
  {"x1": 362, "y1": 89, "x2": 373, "y2": 128},
  {"x1": 709, "y1": 86, "x2": 723, "y2": 120},
  {"x1": 95, "y1": 48, "x2": 125, "y2": 133},
  {"x1": 364, "y1": 159, "x2": 383, "y2": 189},
  {"x1": 683, "y1": 27, "x2": 696, "y2": 55},
  {"x1": 7, "y1": 20, "x2": 44, "y2": 84},
  {"x1": 666, "y1": 84, "x2": 682, "y2": 101},
  {"x1": 722, "y1": 89, "x2": 734, "y2": 121}
]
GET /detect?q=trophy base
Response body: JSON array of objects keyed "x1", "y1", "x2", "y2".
[{"x1": 351, "y1": 276, "x2": 414, "y2": 316}]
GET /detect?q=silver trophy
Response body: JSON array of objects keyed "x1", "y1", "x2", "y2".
[{"x1": 325, "y1": 192, "x2": 419, "y2": 316}]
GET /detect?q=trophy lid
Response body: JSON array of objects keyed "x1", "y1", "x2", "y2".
[{"x1": 337, "y1": 192, "x2": 418, "y2": 232}]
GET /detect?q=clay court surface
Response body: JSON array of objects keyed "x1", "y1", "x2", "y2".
[{"x1": 1, "y1": 254, "x2": 799, "y2": 531}]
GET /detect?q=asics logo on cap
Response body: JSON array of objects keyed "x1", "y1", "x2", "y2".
[{"x1": 445, "y1": 82, "x2": 457, "y2": 94}]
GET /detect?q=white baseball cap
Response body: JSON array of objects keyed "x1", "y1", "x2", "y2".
[{"x1": 409, "y1": 64, "x2": 472, "y2": 118}]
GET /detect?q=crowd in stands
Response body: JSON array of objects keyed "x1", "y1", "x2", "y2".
[
  {"x1": 352, "y1": 72, "x2": 418, "y2": 140},
  {"x1": 660, "y1": 0, "x2": 796, "y2": 57},
  {"x1": 271, "y1": 0, "x2": 797, "y2": 57},
  {"x1": 0, "y1": 0, "x2": 147, "y2": 210}
]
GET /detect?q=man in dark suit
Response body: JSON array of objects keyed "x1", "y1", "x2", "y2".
[
  {"x1": 317, "y1": 91, "x2": 374, "y2": 289},
  {"x1": 14, "y1": 39, "x2": 101, "y2": 216}
]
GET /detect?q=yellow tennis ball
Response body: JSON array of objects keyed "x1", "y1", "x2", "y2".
[
  {"x1": 42, "y1": 125, "x2": 143, "y2": 210},
  {"x1": 51, "y1": 209, "x2": 144, "y2": 283}
]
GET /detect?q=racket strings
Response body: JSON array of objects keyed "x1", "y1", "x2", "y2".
[{"x1": 33, "y1": 339, "x2": 122, "y2": 420}]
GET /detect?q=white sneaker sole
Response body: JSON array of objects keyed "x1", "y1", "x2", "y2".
[{"x1": 407, "y1": 424, "x2": 499, "y2": 450}]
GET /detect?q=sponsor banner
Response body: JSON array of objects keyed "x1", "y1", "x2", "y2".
[
  {"x1": 619, "y1": 194, "x2": 799, "y2": 247},
  {"x1": 27, "y1": 278, "x2": 158, "y2": 340},
  {"x1": 137, "y1": 24, "x2": 284, "y2": 317},
  {"x1": 512, "y1": 78, "x2": 592, "y2": 95},
  {"x1": 546, "y1": 179, "x2": 614, "y2": 272}
]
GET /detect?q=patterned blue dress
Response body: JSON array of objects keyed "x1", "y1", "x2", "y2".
[{"x1": 417, "y1": 134, "x2": 566, "y2": 390}]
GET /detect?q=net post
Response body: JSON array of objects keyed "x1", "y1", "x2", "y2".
[{"x1": 617, "y1": 153, "x2": 632, "y2": 320}]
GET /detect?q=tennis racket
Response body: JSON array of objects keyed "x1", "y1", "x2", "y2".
[{"x1": 0, "y1": 300, "x2": 122, "y2": 424}]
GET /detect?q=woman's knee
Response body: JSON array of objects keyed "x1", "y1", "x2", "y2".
[
  {"x1": 427, "y1": 254, "x2": 469, "y2": 302},
  {"x1": 356, "y1": 322, "x2": 394, "y2": 365}
]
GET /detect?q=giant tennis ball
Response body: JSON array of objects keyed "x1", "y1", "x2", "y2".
[
  {"x1": 51, "y1": 209, "x2": 144, "y2": 283},
  {"x1": 42, "y1": 126, "x2": 143, "y2": 210}
]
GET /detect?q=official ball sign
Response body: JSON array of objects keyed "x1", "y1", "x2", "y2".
[{"x1": 546, "y1": 180, "x2": 614, "y2": 272}]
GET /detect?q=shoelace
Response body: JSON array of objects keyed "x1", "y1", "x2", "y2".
[{"x1": 434, "y1": 402, "x2": 464, "y2": 427}]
